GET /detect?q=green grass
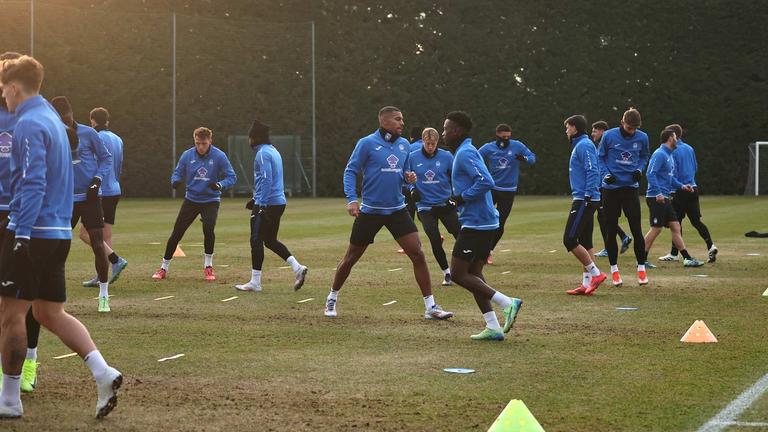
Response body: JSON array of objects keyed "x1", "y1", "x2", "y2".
[{"x1": 7, "y1": 196, "x2": 768, "y2": 431}]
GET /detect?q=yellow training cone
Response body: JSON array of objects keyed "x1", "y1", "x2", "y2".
[
  {"x1": 488, "y1": 399, "x2": 545, "y2": 432},
  {"x1": 763, "y1": 288, "x2": 768, "y2": 297},
  {"x1": 173, "y1": 246, "x2": 186, "y2": 257},
  {"x1": 680, "y1": 320, "x2": 718, "y2": 343}
]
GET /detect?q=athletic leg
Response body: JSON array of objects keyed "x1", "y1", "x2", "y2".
[
  {"x1": 622, "y1": 190, "x2": 647, "y2": 265},
  {"x1": 162, "y1": 200, "x2": 200, "y2": 260},
  {"x1": 491, "y1": 190, "x2": 515, "y2": 250},
  {"x1": 396, "y1": 232, "x2": 432, "y2": 297},
  {"x1": 420, "y1": 210, "x2": 449, "y2": 271},
  {"x1": 602, "y1": 189, "x2": 622, "y2": 266}
]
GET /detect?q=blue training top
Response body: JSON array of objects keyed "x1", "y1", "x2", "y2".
[
  {"x1": 7, "y1": 95, "x2": 74, "y2": 240},
  {"x1": 252, "y1": 143, "x2": 287, "y2": 206},
  {"x1": 451, "y1": 138, "x2": 499, "y2": 230},
  {"x1": 97, "y1": 129, "x2": 124, "y2": 196},
  {"x1": 672, "y1": 140, "x2": 698, "y2": 187},
  {"x1": 646, "y1": 145, "x2": 683, "y2": 198},
  {"x1": 406, "y1": 147, "x2": 454, "y2": 211},
  {"x1": 478, "y1": 139, "x2": 536, "y2": 192},
  {"x1": 0, "y1": 107, "x2": 16, "y2": 210},
  {"x1": 597, "y1": 127, "x2": 650, "y2": 189},
  {"x1": 171, "y1": 145, "x2": 237, "y2": 203},
  {"x1": 72, "y1": 122, "x2": 112, "y2": 202},
  {"x1": 569, "y1": 134, "x2": 601, "y2": 201},
  {"x1": 343, "y1": 129, "x2": 411, "y2": 215}
]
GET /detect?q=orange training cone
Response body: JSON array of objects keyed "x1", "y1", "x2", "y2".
[
  {"x1": 173, "y1": 246, "x2": 186, "y2": 257},
  {"x1": 680, "y1": 320, "x2": 718, "y2": 343}
]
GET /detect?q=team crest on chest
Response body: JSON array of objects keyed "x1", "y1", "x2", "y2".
[
  {"x1": 0, "y1": 132, "x2": 11, "y2": 158},
  {"x1": 381, "y1": 154, "x2": 402, "y2": 173},
  {"x1": 498, "y1": 157, "x2": 509, "y2": 169}
]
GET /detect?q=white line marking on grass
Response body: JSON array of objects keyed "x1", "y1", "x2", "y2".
[
  {"x1": 697, "y1": 372, "x2": 768, "y2": 432},
  {"x1": 713, "y1": 421, "x2": 768, "y2": 427},
  {"x1": 382, "y1": 300, "x2": 397, "y2": 306},
  {"x1": 388, "y1": 268, "x2": 402, "y2": 272},
  {"x1": 53, "y1": 352, "x2": 78, "y2": 360},
  {"x1": 297, "y1": 298, "x2": 314, "y2": 303},
  {"x1": 221, "y1": 296, "x2": 238, "y2": 302},
  {"x1": 216, "y1": 264, "x2": 229, "y2": 268},
  {"x1": 154, "y1": 295, "x2": 175, "y2": 301},
  {"x1": 548, "y1": 250, "x2": 557, "y2": 253},
  {"x1": 158, "y1": 354, "x2": 185, "y2": 362},
  {"x1": 746, "y1": 253, "x2": 761, "y2": 256},
  {"x1": 501, "y1": 249, "x2": 511, "y2": 252},
  {"x1": 147, "y1": 242, "x2": 161, "y2": 245},
  {"x1": 693, "y1": 274, "x2": 709, "y2": 278},
  {"x1": 501, "y1": 271, "x2": 511, "y2": 275},
  {"x1": 279, "y1": 266, "x2": 291, "y2": 269}
]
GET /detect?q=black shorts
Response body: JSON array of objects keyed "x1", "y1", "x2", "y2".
[
  {"x1": 101, "y1": 195, "x2": 121, "y2": 225},
  {"x1": 646, "y1": 197, "x2": 677, "y2": 227},
  {"x1": 671, "y1": 188, "x2": 701, "y2": 220},
  {"x1": 72, "y1": 199, "x2": 104, "y2": 230},
  {"x1": 0, "y1": 231, "x2": 70, "y2": 302},
  {"x1": 452, "y1": 228, "x2": 496, "y2": 262},
  {"x1": 563, "y1": 200, "x2": 599, "y2": 251},
  {"x1": 349, "y1": 208, "x2": 418, "y2": 246},
  {"x1": 251, "y1": 205, "x2": 285, "y2": 243},
  {"x1": 0, "y1": 210, "x2": 9, "y2": 238}
]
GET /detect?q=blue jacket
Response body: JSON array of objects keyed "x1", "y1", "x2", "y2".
[
  {"x1": 0, "y1": 107, "x2": 16, "y2": 210},
  {"x1": 646, "y1": 145, "x2": 683, "y2": 198},
  {"x1": 569, "y1": 134, "x2": 601, "y2": 201},
  {"x1": 672, "y1": 140, "x2": 697, "y2": 187},
  {"x1": 252, "y1": 143, "x2": 287, "y2": 206},
  {"x1": 409, "y1": 140, "x2": 423, "y2": 153},
  {"x1": 72, "y1": 123, "x2": 112, "y2": 202},
  {"x1": 597, "y1": 127, "x2": 650, "y2": 189},
  {"x1": 97, "y1": 129, "x2": 123, "y2": 196},
  {"x1": 343, "y1": 130, "x2": 411, "y2": 215},
  {"x1": 7, "y1": 95, "x2": 74, "y2": 240},
  {"x1": 451, "y1": 138, "x2": 499, "y2": 230},
  {"x1": 406, "y1": 148, "x2": 453, "y2": 211},
  {"x1": 478, "y1": 139, "x2": 536, "y2": 192},
  {"x1": 171, "y1": 145, "x2": 237, "y2": 203}
]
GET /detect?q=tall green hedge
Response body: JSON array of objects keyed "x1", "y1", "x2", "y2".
[{"x1": 1, "y1": 0, "x2": 766, "y2": 196}]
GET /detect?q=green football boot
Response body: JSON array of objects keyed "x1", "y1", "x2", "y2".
[{"x1": 470, "y1": 327, "x2": 504, "y2": 341}]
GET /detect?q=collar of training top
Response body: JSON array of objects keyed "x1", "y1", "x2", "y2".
[
  {"x1": 620, "y1": 127, "x2": 636, "y2": 138},
  {"x1": 421, "y1": 146, "x2": 437, "y2": 159},
  {"x1": 196, "y1": 145, "x2": 213, "y2": 158},
  {"x1": 378, "y1": 127, "x2": 400, "y2": 143},
  {"x1": 570, "y1": 133, "x2": 588, "y2": 144}
]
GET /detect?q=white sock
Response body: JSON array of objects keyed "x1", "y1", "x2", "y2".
[
  {"x1": 582, "y1": 272, "x2": 591, "y2": 288},
  {"x1": 423, "y1": 295, "x2": 436, "y2": 310},
  {"x1": 328, "y1": 290, "x2": 338, "y2": 301},
  {"x1": 99, "y1": 282, "x2": 109, "y2": 298},
  {"x1": 0, "y1": 374, "x2": 21, "y2": 405},
  {"x1": 442, "y1": 268, "x2": 450, "y2": 275},
  {"x1": 286, "y1": 256, "x2": 302, "y2": 273},
  {"x1": 483, "y1": 311, "x2": 502, "y2": 330},
  {"x1": 491, "y1": 291, "x2": 513, "y2": 309},
  {"x1": 204, "y1": 253, "x2": 213, "y2": 268},
  {"x1": 610, "y1": 264, "x2": 619, "y2": 273},
  {"x1": 251, "y1": 270, "x2": 262, "y2": 285},
  {"x1": 638, "y1": 264, "x2": 646, "y2": 272},
  {"x1": 161, "y1": 258, "x2": 171, "y2": 271},
  {"x1": 585, "y1": 262, "x2": 601, "y2": 277},
  {"x1": 26, "y1": 348, "x2": 37, "y2": 361},
  {"x1": 84, "y1": 350, "x2": 109, "y2": 379}
]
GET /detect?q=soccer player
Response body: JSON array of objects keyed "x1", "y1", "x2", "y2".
[
  {"x1": 406, "y1": 127, "x2": 459, "y2": 286},
  {"x1": 80, "y1": 107, "x2": 128, "y2": 288},
  {"x1": 235, "y1": 119, "x2": 308, "y2": 292},
  {"x1": 658, "y1": 124, "x2": 718, "y2": 263},
  {"x1": 643, "y1": 129, "x2": 705, "y2": 267},
  {"x1": 597, "y1": 108, "x2": 650, "y2": 286},
  {"x1": 0, "y1": 54, "x2": 122, "y2": 419},
  {"x1": 591, "y1": 120, "x2": 632, "y2": 257},
  {"x1": 0, "y1": 51, "x2": 42, "y2": 394},
  {"x1": 152, "y1": 127, "x2": 236, "y2": 281},
  {"x1": 442, "y1": 111, "x2": 521, "y2": 340},
  {"x1": 563, "y1": 115, "x2": 607, "y2": 296},
  {"x1": 51, "y1": 96, "x2": 122, "y2": 313},
  {"x1": 478, "y1": 123, "x2": 536, "y2": 264},
  {"x1": 325, "y1": 106, "x2": 453, "y2": 320}
]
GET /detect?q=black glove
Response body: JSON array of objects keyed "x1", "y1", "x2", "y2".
[
  {"x1": 632, "y1": 170, "x2": 642, "y2": 182},
  {"x1": 410, "y1": 188, "x2": 421, "y2": 203},
  {"x1": 604, "y1": 174, "x2": 616, "y2": 185},
  {"x1": 172, "y1": 180, "x2": 182, "y2": 190},
  {"x1": 515, "y1": 153, "x2": 526, "y2": 162},
  {"x1": 209, "y1": 182, "x2": 222, "y2": 191},
  {"x1": 584, "y1": 195, "x2": 591, "y2": 203},
  {"x1": 86, "y1": 177, "x2": 101, "y2": 201},
  {"x1": 447, "y1": 194, "x2": 464, "y2": 209},
  {"x1": 13, "y1": 238, "x2": 31, "y2": 262},
  {"x1": 245, "y1": 199, "x2": 255, "y2": 210}
]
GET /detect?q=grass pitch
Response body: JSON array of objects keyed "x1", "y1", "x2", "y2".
[{"x1": 8, "y1": 196, "x2": 768, "y2": 431}]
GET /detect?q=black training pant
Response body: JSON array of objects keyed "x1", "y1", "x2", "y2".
[
  {"x1": 490, "y1": 190, "x2": 516, "y2": 251},
  {"x1": 602, "y1": 187, "x2": 647, "y2": 265},
  {"x1": 417, "y1": 206, "x2": 461, "y2": 270},
  {"x1": 250, "y1": 205, "x2": 292, "y2": 270},
  {"x1": 597, "y1": 188, "x2": 627, "y2": 245},
  {"x1": 163, "y1": 199, "x2": 220, "y2": 259},
  {"x1": 670, "y1": 188, "x2": 712, "y2": 255}
]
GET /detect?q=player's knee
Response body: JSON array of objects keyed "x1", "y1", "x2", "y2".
[
  {"x1": 405, "y1": 248, "x2": 426, "y2": 263},
  {"x1": 563, "y1": 236, "x2": 579, "y2": 252}
]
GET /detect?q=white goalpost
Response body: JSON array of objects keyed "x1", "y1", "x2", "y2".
[{"x1": 745, "y1": 142, "x2": 768, "y2": 196}]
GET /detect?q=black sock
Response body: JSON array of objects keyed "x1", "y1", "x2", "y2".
[
  {"x1": 680, "y1": 249, "x2": 692, "y2": 260},
  {"x1": 108, "y1": 252, "x2": 119, "y2": 264},
  {"x1": 705, "y1": 239, "x2": 713, "y2": 250}
]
